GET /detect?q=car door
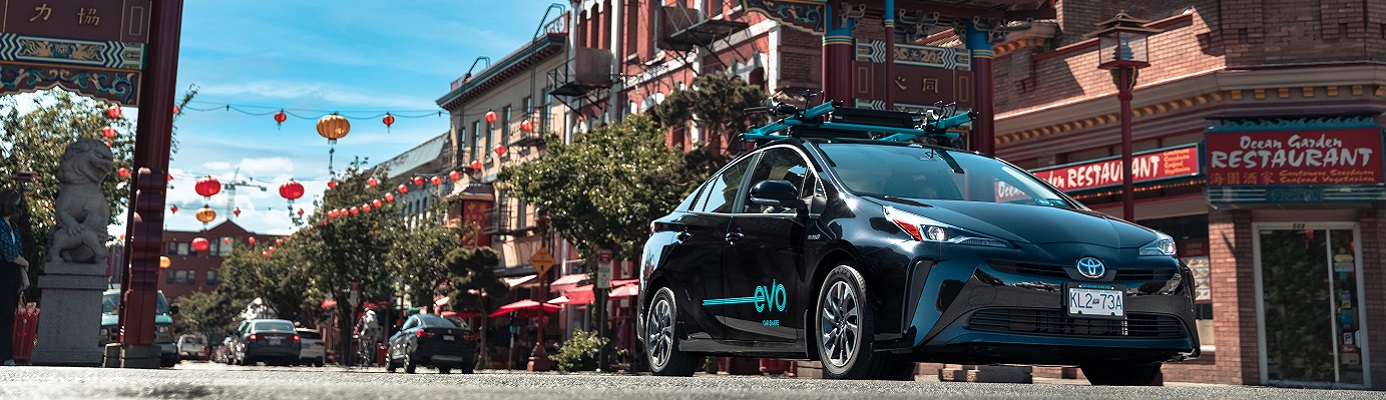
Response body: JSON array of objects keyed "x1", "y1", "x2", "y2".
[
  {"x1": 391, "y1": 316, "x2": 419, "y2": 359},
  {"x1": 721, "y1": 147, "x2": 814, "y2": 342},
  {"x1": 660, "y1": 156, "x2": 753, "y2": 341}
]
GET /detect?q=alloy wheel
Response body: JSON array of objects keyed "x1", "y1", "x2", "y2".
[
  {"x1": 819, "y1": 280, "x2": 860, "y2": 368},
  {"x1": 647, "y1": 297, "x2": 675, "y2": 369}
]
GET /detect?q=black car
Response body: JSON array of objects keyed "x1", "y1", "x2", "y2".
[
  {"x1": 230, "y1": 319, "x2": 301, "y2": 366},
  {"x1": 386, "y1": 314, "x2": 476, "y2": 374},
  {"x1": 638, "y1": 104, "x2": 1198, "y2": 385}
]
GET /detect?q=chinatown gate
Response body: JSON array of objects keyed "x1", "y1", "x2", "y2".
[
  {"x1": 740, "y1": 0, "x2": 1053, "y2": 154},
  {"x1": 0, "y1": 0, "x2": 184, "y2": 368}
]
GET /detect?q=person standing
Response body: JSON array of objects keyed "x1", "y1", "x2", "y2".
[{"x1": 0, "y1": 189, "x2": 30, "y2": 366}]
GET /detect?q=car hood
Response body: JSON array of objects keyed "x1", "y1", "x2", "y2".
[{"x1": 870, "y1": 198, "x2": 1160, "y2": 248}]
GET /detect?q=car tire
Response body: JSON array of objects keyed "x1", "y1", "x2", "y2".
[
  {"x1": 815, "y1": 264, "x2": 898, "y2": 380},
  {"x1": 404, "y1": 352, "x2": 417, "y2": 374},
  {"x1": 438, "y1": 367, "x2": 450, "y2": 374},
  {"x1": 460, "y1": 356, "x2": 475, "y2": 374},
  {"x1": 644, "y1": 287, "x2": 697, "y2": 377},
  {"x1": 315, "y1": 357, "x2": 325, "y2": 367},
  {"x1": 1080, "y1": 363, "x2": 1163, "y2": 386}
]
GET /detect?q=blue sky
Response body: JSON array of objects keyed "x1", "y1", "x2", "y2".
[{"x1": 138, "y1": 0, "x2": 566, "y2": 236}]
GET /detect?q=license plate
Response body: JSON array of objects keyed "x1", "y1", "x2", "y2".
[
  {"x1": 1067, "y1": 285, "x2": 1125, "y2": 319},
  {"x1": 268, "y1": 338, "x2": 282, "y2": 345},
  {"x1": 442, "y1": 335, "x2": 455, "y2": 341}
]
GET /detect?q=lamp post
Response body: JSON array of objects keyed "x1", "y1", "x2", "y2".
[{"x1": 1090, "y1": 12, "x2": 1158, "y2": 221}]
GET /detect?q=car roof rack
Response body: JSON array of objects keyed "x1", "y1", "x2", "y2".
[{"x1": 741, "y1": 99, "x2": 974, "y2": 147}]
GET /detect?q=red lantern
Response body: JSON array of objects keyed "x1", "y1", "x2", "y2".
[
  {"x1": 118, "y1": 168, "x2": 130, "y2": 178},
  {"x1": 485, "y1": 110, "x2": 498, "y2": 123},
  {"x1": 275, "y1": 239, "x2": 283, "y2": 246},
  {"x1": 449, "y1": 171, "x2": 461, "y2": 181},
  {"x1": 328, "y1": 209, "x2": 340, "y2": 219},
  {"x1": 521, "y1": 120, "x2": 535, "y2": 132},
  {"x1": 268, "y1": 246, "x2": 276, "y2": 254},
  {"x1": 248, "y1": 237, "x2": 256, "y2": 245},
  {"x1": 102, "y1": 126, "x2": 117, "y2": 139},
  {"x1": 431, "y1": 176, "x2": 442, "y2": 186},
  {"x1": 350, "y1": 206, "x2": 360, "y2": 215},
  {"x1": 167, "y1": 174, "x2": 173, "y2": 182},
  {"x1": 173, "y1": 105, "x2": 180, "y2": 115},
  {"x1": 192, "y1": 238, "x2": 209, "y2": 252},
  {"x1": 384, "y1": 193, "x2": 395, "y2": 202},
  {"x1": 262, "y1": 252, "x2": 269, "y2": 258},
  {"x1": 170, "y1": 205, "x2": 179, "y2": 214},
  {"x1": 362, "y1": 204, "x2": 372, "y2": 213},
  {"x1": 327, "y1": 180, "x2": 338, "y2": 189},
  {"x1": 233, "y1": 207, "x2": 242, "y2": 217},
  {"x1": 223, "y1": 237, "x2": 232, "y2": 245},
  {"x1": 106, "y1": 105, "x2": 122, "y2": 119},
  {"x1": 494, "y1": 145, "x2": 507, "y2": 156},
  {"x1": 470, "y1": 160, "x2": 483, "y2": 171},
  {"x1": 366, "y1": 177, "x2": 377, "y2": 187},
  {"x1": 397, "y1": 184, "x2": 408, "y2": 194},
  {"x1": 382, "y1": 113, "x2": 395, "y2": 132},
  {"x1": 279, "y1": 180, "x2": 305, "y2": 201},
  {"x1": 297, "y1": 208, "x2": 305, "y2": 217},
  {"x1": 321, "y1": 219, "x2": 329, "y2": 226},
  {"x1": 412, "y1": 176, "x2": 424, "y2": 186},
  {"x1": 372, "y1": 199, "x2": 382, "y2": 208},
  {"x1": 195, "y1": 176, "x2": 222, "y2": 198},
  {"x1": 274, "y1": 110, "x2": 287, "y2": 129}
]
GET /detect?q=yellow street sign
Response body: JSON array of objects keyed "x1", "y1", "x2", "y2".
[{"x1": 530, "y1": 248, "x2": 555, "y2": 276}]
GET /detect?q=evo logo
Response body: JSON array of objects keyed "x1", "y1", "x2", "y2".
[{"x1": 702, "y1": 280, "x2": 787, "y2": 313}]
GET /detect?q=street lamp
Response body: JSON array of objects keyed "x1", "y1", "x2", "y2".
[{"x1": 1089, "y1": 12, "x2": 1159, "y2": 221}]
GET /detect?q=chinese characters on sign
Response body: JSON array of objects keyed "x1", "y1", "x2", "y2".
[
  {"x1": 1205, "y1": 128, "x2": 1384, "y2": 186},
  {"x1": 1030, "y1": 145, "x2": 1202, "y2": 192},
  {"x1": 2, "y1": 0, "x2": 147, "y2": 43}
]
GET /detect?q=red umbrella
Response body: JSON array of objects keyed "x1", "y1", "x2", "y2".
[
  {"x1": 489, "y1": 299, "x2": 560, "y2": 318},
  {"x1": 321, "y1": 299, "x2": 337, "y2": 308}
]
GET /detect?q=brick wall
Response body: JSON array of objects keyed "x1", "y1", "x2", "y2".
[
  {"x1": 1054, "y1": 0, "x2": 1193, "y2": 45},
  {"x1": 1208, "y1": 209, "x2": 1259, "y2": 385},
  {"x1": 1360, "y1": 208, "x2": 1386, "y2": 389},
  {"x1": 778, "y1": 28, "x2": 822, "y2": 90},
  {"x1": 1219, "y1": 0, "x2": 1374, "y2": 67}
]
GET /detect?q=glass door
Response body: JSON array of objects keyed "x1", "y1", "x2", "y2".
[{"x1": 1257, "y1": 226, "x2": 1366, "y2": 387}]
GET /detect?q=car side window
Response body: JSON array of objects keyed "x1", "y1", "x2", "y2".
[
  {"x1": 695, "y1": 157, "x2": 752, "y2": 214},
  {"x1": 402, "y1": 317, "x2": 418, "y2": 331},
  {"x1": 742, "y1": 148, "x2": 812, "y2": 214}
]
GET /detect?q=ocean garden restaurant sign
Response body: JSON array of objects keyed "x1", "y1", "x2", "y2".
[
  {"x1": 1204, "y1": 125, "x2": 1386, "y2": 203},
  {"x1": 0, "y1": 0, "x2": 151, "y2": 106},
  {"x1": 1029, "y1": 144, "x2": 1202, "y2": 193}
]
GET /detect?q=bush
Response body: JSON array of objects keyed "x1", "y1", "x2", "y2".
[{"x1": 549, "y1": 330, "x2": 609, "y2": 372}]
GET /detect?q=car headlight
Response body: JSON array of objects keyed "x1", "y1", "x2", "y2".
[
  {"x1": 884, "y1": 206, "x2": 1010, "y2": 248},
  {"x1": 1139, "y1": 234, "x2": 1176, "y2": 256}
]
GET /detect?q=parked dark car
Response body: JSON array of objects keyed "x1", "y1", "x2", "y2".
[
  {"x1": 228, "y1": 319, "x2": 300, "y2": 366},
  {"x1": 638, "y1": 111, "x2": 1198, "y2": 386},
  {"x1": 386, "y1": 314, "x2": 476, "y2": 374}
]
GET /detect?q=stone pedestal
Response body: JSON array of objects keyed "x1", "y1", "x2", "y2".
[
  {"x1": 29, "y1": 263, "x2": 106, "y2": 367},
  {"x1": 107, "y1": 344, "x2": 161, "y2": 369}
]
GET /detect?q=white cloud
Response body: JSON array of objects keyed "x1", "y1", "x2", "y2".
[
  {"x1": 235, "y1": 157, "x2": 296, "y2": 177},
  {"x1": 196, "y1": 81, "x2": 433, "y2": 110},
  {"x1": 203, "y1": 161, "x2": 232, "y2": 170}
]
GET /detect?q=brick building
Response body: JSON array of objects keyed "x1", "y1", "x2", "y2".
[{"x1": 157, "y1": 221, "x2": 277, "y2": 302}]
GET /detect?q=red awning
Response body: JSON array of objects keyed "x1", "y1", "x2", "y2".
[
  {"x1": 609, "y1": 283, "x2": 639, "y2": 298},
  {"x1": 504, "y1": 274, "x2": 538, "y2": 288},
  {"x1": 564, "y1": 285, "x2": 595, "y2": 305},
  {"x1": 489, "y1": 299, "x2": 561, "y2": 318},
  {"x1": 609, "y1": 278, "x2": 640, "y2": 288},
  {"x1": 549, "y1": 273, "x2": 589, "y2": 293},
  {"x1": 546, "y1": 295, "x2": 571, "y2": 305}
]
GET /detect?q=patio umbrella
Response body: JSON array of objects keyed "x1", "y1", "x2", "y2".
[
  {"x1": 489, "y1": 299, "x2": 561, "y2": 318},
  {"x1": 546, "y1": 295, "x2": 570, "y2": 305},
  {"x1": 321, "y1": 299, "x2": 337, "y2": 308}
]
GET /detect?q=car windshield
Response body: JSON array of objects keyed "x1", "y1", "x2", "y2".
[
  {"x1": 417, "y1": 315, "x2": 459, "y2": 329},
  {"x1": 251, "y1": 320, "x2": 296, "y2": 333},
  {"x1": 102, "y1": 291, "x2": 171, "y2": 315},
  {"x1": 297, "y1": 330, "x2": 322, "y2": 340},
  {"x1": 818, "y1": 143, "x2": 1075, "y2": 208}
]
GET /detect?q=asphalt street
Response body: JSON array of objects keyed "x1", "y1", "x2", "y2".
[{"x1": 0, "y1": 362, "x2": 1376, "y2": 400}]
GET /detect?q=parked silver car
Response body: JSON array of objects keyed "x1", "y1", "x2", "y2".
[
  {"x1": 295, "y1": 328, "x2": 325, "y2": 367},
  {"x1": 176, "y1": 334, "x2": 206, "y2": 360}
]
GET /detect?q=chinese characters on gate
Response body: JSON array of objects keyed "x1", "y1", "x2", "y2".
[{"x1": 27, "y1": 3, "x2": 100, "y2": 26}]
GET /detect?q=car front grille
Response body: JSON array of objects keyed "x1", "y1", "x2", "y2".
[
  {"x1": 966, "y1": 308, "x2": 1186, "y2": 338},
  {"x1": 1113, "y1": 269, "x2": 1176, "y2": 281},
  {"x1": 988, "y1": 261, "x2": 1067, "y2": 278}
]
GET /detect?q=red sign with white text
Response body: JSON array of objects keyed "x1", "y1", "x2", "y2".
[
  {"x1": 1030, "y1": 145, "x2": 1201, "y2": 192},
  {"x1": 1206, "y1": 128, "x2": 1384, "y2": 186}
]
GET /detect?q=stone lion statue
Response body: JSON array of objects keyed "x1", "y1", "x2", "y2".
[{"x1": 47, "y1": 139, "x2": 113, "y2": 265}]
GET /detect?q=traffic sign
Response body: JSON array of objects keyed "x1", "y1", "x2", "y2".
[{"x1": 529, "y1": 248, "x2": 555, "y2": 276}]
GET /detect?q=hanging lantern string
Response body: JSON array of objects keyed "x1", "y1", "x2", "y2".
[{"x1": 179, "y1": 101, "x2": 487, "y2": 120}]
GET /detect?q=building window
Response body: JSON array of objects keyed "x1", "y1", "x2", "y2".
[
  {"x1": 219, "y1": 237, "x2": 235, "y2": 256},
  {"x1": 517, "y1": 202, "x2": 528, "y2": 229},
  {"x1": 502, "y1": 105, "x2": 512, "y2": 145},
  {"x1": 471, "y1": 120, "x2": 481, "y2": 160},
  {"x1": 207, "y1": 270, "x2": 218, "y2": 285},
  {"x1": 177, "y1": 242, "x2": 191, "y2": 256},
  {"x1": 167, "y1": 242, "x2": 177, "y2": 255},
  {"x1": 174, "y1": 270, "x2": 188, "y2": 285},
  {"x1": 187, "y1": 271, "x2": 198, "y2": 285},
  {"x1": 166, "y1": 271, "x2": 174, "y2": 284},
  {"x1": 486, "y1": 121, "x2": 495, "y2": 157}
]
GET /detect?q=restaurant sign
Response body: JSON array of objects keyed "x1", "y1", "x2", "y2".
[
  {"x1": 1206, "y1": 128, "x2": 1384, "y2": 186},
  {"x1": 1029, "y1": 144, "x2": 1202, "y2": 192}
]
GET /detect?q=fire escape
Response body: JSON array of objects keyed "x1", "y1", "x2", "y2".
[
  {"x1": 547, "y1": 46, "x2": 613, "y2": 112},
  {"x1": 657, "y1": 2, "x2": 748, "y2": 66}
]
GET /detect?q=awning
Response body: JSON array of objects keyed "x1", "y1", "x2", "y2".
[
  {"x1": 564, "y1": 285, "x2": 595, "y2": 305},
  {"x1": 489, "y1": 299, "x2": 561, "y2": 318},
  {"x1": 609, "y1": 278, "x2": 640, "y2": 288},
  {"x1": 504, "y1": 274, "x2": 537, "y2": 288},
  {"x1": 546, "y1": 295, "x2": 570, "y2": 305},
  {"x1": 609, "y1": 283, "x2": 639, "y2": 298},
  {"x1": 550, "y1": 273, "x2": 589, "y2": 293}
]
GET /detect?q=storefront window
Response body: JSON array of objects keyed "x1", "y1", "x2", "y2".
[{"x1": 1259, "y1": 228, "x2": 1364, "y2": 386}]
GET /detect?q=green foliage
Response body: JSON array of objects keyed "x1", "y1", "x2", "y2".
[
  {"x1": 499, "y1": 114, "x2": 710, "y2": 260},
  {"x1": 173, "y1": 291, "x2": 236, "y2": 335},
  {"x1": 653, "y1": 71, "x2": 768, "y2": 141},
  {"x1": 549, "y1": 330, "x2": 609, "y2": 372},
  {"x1": 445, "y1": 246, "x2": 505, "y2": 314}
]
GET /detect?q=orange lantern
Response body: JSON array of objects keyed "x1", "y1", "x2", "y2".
[
  {"x1": 316, "y1": 113, "x2": 351, "y2": 142},
  {"x1": 159, "y1": 256, "x2": 171, "y2": 269}
]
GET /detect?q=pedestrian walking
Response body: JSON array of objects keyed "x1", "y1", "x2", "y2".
[{"x1": 0, "y1": 189, "x2": 30, "y2": 366}]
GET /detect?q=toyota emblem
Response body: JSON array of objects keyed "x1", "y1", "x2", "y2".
[{"x1": 1076, "y1": 257, "x2": 1106, "y2": 279}]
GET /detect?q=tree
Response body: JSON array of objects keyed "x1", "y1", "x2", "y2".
[
  {"x1": 172, "y1": 291, "x2": 236, "y2": 338},
  {"x1": 500, "y1": 114, "x2": 707, "y2": 261},
  {"x1": 444, "y1": 246, "x2": 504, "y2": 367},
  {"x1": 653, "y1": 71, "x2": 768, "y2": 153}
]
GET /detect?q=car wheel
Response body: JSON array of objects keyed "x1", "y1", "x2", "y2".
[
  {"x1": 316, "y1": 357, "x2": 325, "y2": 367},
  {"x1": 1080, "y1": 363, "x2": 1163, "y2": 386},
  {"x1": 404, "y1": 352, "x2": 417, "y2": 374},
  {"x1": 645, "y1": 287, "x2": 697, "y2": 377},
  {"x1": 438, "y1": 367, "x2": 451, "y2": 374},
  {"x1": 385, "y1": 353, "x2": 397, "y2": 372},
  {"x1": 816, "y1": 264, "x2": 898, "y2": 380},
  {"x1": 460, "y1": 355, "x2": 475, "y2": 374}
]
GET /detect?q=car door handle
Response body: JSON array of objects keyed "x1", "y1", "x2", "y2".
[{"x1": 725, "y1": 231, "x2": 744, "y2": 243}]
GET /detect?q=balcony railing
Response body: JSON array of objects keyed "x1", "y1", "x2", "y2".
[
  {"x1": 508, "y1": 113, "x2": 559, "y2": 147},
  {"x1": 548, "y1": 47, "x2": 612, "y2": 97}
]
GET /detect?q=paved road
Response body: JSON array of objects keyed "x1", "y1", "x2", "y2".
[{"x1": 0, "y1": 362, "x2": 1376, "y2": 400}]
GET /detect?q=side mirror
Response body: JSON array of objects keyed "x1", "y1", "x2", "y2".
[
  {"x1": 168, "y1": 305, "x2": 180, "y2": 315},
  {"x1": 750, "y1": 180, "x2": 805, "y2": 209}
]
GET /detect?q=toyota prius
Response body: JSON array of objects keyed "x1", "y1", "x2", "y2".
[{"x1": 638, "y1": 135, "x2": 1198, "y2": 385}]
